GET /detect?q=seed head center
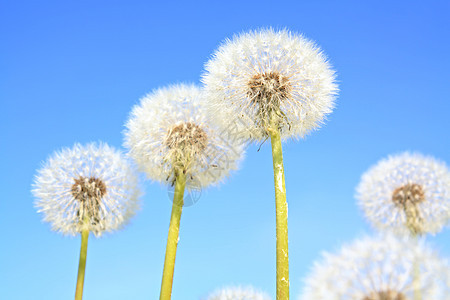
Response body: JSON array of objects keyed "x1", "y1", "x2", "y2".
[
  {"x1": 165, "y1": 122, "x2": 208, "y2": 155},
  {"x1": 392, "y1": 183, "x2": 425, "y2": 207},
  {"x1": 71, "y1": 176, "x2": 106, "y2": 224},
  {"x1": 392, "y1": 183, "x2": 425, "y2": 235},
  {"x1": 71, "y1": 176, "x2": 107, "y2": 202},
  {"x1": 247, "y1": 72, "x2": 291, "y2": 105},
  {"x1": 363, "y1": 290, "x2": 407, "y2": 300},
  {"x1": 247, "y1": 72, "x2": 292, "y2": 133}
]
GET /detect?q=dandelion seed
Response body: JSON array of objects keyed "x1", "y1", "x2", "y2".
[
  {"x1": 202, "y1": 28, "x2": 338, "y2": 299},
  {"x1": 202, "y1": 28, "x2": 338, "y2": 141},
  {"x1": 124, "y1": 83, "x2": 243, "y2": 188},
  {"x1": 124, "y1": 83, "x2": 244, "y2": 300},
  {"x1": 300, "y1": 234, "x2": 450, "y2": 300},
  {"x1": 356, "y1": 152, "x2": 450, "y2": 236},
  {"x1": 32, "y1": 142, "x2": 140, "y2": 236},
  {"x1": 32, "y1": 142, "x2": 140, "y2": 300}
]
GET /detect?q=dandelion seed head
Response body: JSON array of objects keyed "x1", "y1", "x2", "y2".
[
  {"x1": 207, "y1": 286, "x2": 271, "y2": 300},
  {"x1": 32, "y1": 143, "x2": 141, "y2": 237},
  {"x1": 356, "y1": 152, "x2": 450, "y2": 235},
  {"x1": 202, "y1": 28, "x2": 338, "y2": 141},
  {"x1": 300, "y1": 234, "x2": 450, "y2": 300},
  {"x1": 124, "y1": 84, "x2": 244, "y2": 187}
]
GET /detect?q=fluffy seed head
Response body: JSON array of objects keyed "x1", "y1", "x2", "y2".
[
  {"x1": 356, "y1": 152, "x2": 450, "y2": 236},
  {"x1": 206, "y1": 286, "x2": 271, "y2": 300},
  {"x1": 300, "y1": 234, "x2": 450, "y2": 300},
  {"x1": 202, "y1": 28, "x2": 338, "y2": 141},
  {"x1": 32, "y1": 143, "x2": 140, "y2": 237},
  {"x1": 124, "y1": 84, "x2": 244, "y2": 187}
]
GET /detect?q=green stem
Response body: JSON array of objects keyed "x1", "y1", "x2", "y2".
[
  {"x1": 160, "y1": 172, "x2": 186, "y2": 300},
  {"x1": 410, "y1": 233, "x2": 422, "y2": 300},
  {"x1": 268, "y1": 126, "x2": 289, "y2": 300},
  {"x1": 405, "y1": 210, "x2": 422, "y2": 300},
  {"x1": 413, "y1": 260, "x2": 422, "y2": 300},
  {"x1": 75, "y1": 229, "x2": 89, "y2": 300}
]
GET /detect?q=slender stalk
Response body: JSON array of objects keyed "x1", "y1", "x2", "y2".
[
  {"x1": 412, "y1": 259, "x2": 422, "y2": 300},
  {"x1": 160, "y1": 172, "x2": 186, "y2": 300},
  {"x1": 405, "y1": 209, "x2": 422, "y2": 300},
  {"x1": 268, "y1": 125, "x2": 289, "y2": 300},
  {"x1": 409, "y1": 230, "x2": 422, "y2": 300},
  {"x1": 75, "y1": 229, "x2": 89, "y2": 300}
]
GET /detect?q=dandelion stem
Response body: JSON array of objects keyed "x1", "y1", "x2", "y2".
[
  {"x1": 75, "y1": 229, "x2": 89, "y2": 300},
  {"x1": 160, "y1": 172, "x2": 186, "y2": 300},
  {"x1": 413, "y1": 260, "x2": 422, "y2": 300},
  {"x1": 409, "y1": 233, "x2": 422, "y2": 300},
  {"x1": 405, "y1": 215, "x2": 422, "y2": 300},
  {"x1": 268, "y1": 124, "x2": 289, "y2": 300}
]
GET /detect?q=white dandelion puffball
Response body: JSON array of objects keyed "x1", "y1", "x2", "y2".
[
  {"x1": 206, "y1": 286, "x2": 271, "y2": 300},
  {"x1": 124, "y1": 84, "x2": 244, "y2": 187},
  {"x1": 33, "y1": 143, "x2": 140, "y2": 237},
  {"x1": 356, "y1": 152, "x2": 450, "y2": 236},
  {"x1": 202, "y1": 28, "x2": 338, "y2": 141},
  {"x1": 300, "y1": 234, "x2": 450, "y2": 300}
]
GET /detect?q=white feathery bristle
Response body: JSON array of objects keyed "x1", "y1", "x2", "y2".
[
  {"x1": 32, "y1": 142, "x2": 141, "y2": 237},
  {"x1": 206, "y1": 286, "x2": 271, "y2": 300},
  {"x1": 356, "y1": 152, "x2": 450, "y2": 235},
  {"x1": 202, "y1": 28, "x2": 338, "y2": 141},
  {"x1": 300, "y1": 234, "x2": 450, "y2": 300},
  {"x1": 124, "y1": 83, "x2": 245, "y2": 188}
]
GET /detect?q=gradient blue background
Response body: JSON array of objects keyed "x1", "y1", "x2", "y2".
[{"x1": 1, "y1": 1, "x2": 449, "y2": 299}]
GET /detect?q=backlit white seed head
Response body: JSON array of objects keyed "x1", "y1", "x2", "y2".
[
  {"x1": 206, "y1": 286, "x2": 271, "y2": 300},
  {"x1": 300, "y1": 234, "x2": 450, "y2": 300},
  {"x1": 202, "y1": 28, "x2": 338, "y2": 141},
  {"x1": 32, "y1": 143, "x2": 140, "y2": 237},
  {"x1": 124, "y1": 84, "x2": 244, "y2": 187},
  {"x1": 356, "y1": 152, "x2": 450, "y2": 236}
]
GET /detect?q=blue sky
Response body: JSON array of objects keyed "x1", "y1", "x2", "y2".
[{"x1": 1, "y1": 1, "x2": 450, "y2": 299}]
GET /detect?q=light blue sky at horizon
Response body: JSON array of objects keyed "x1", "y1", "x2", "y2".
[{"x1": 1, "y1": 1, "x2": 450, "y2": 299}]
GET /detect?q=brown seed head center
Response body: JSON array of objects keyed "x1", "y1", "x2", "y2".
[
  {"x1": 363, "y1": 290, "x2": 407, "y2": 300},
  {"x1": 165, "y1": 122, "x2": 208, "y2": 155},
  {"x1": 71, "y1": 176, "x2": 107, "y2": 202},
  {"x1": 392, "y1": 183, "x2": 425, "y2": 206},
  {"x1": 247, "y1": 72, "x2": 291, "y2": 105},
  {"x1": 392, "y1": 183, "x2": 425, "y2": 235},
  {"x1": 71, "y1": 176, "x2": 106, "y2": 224}
]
